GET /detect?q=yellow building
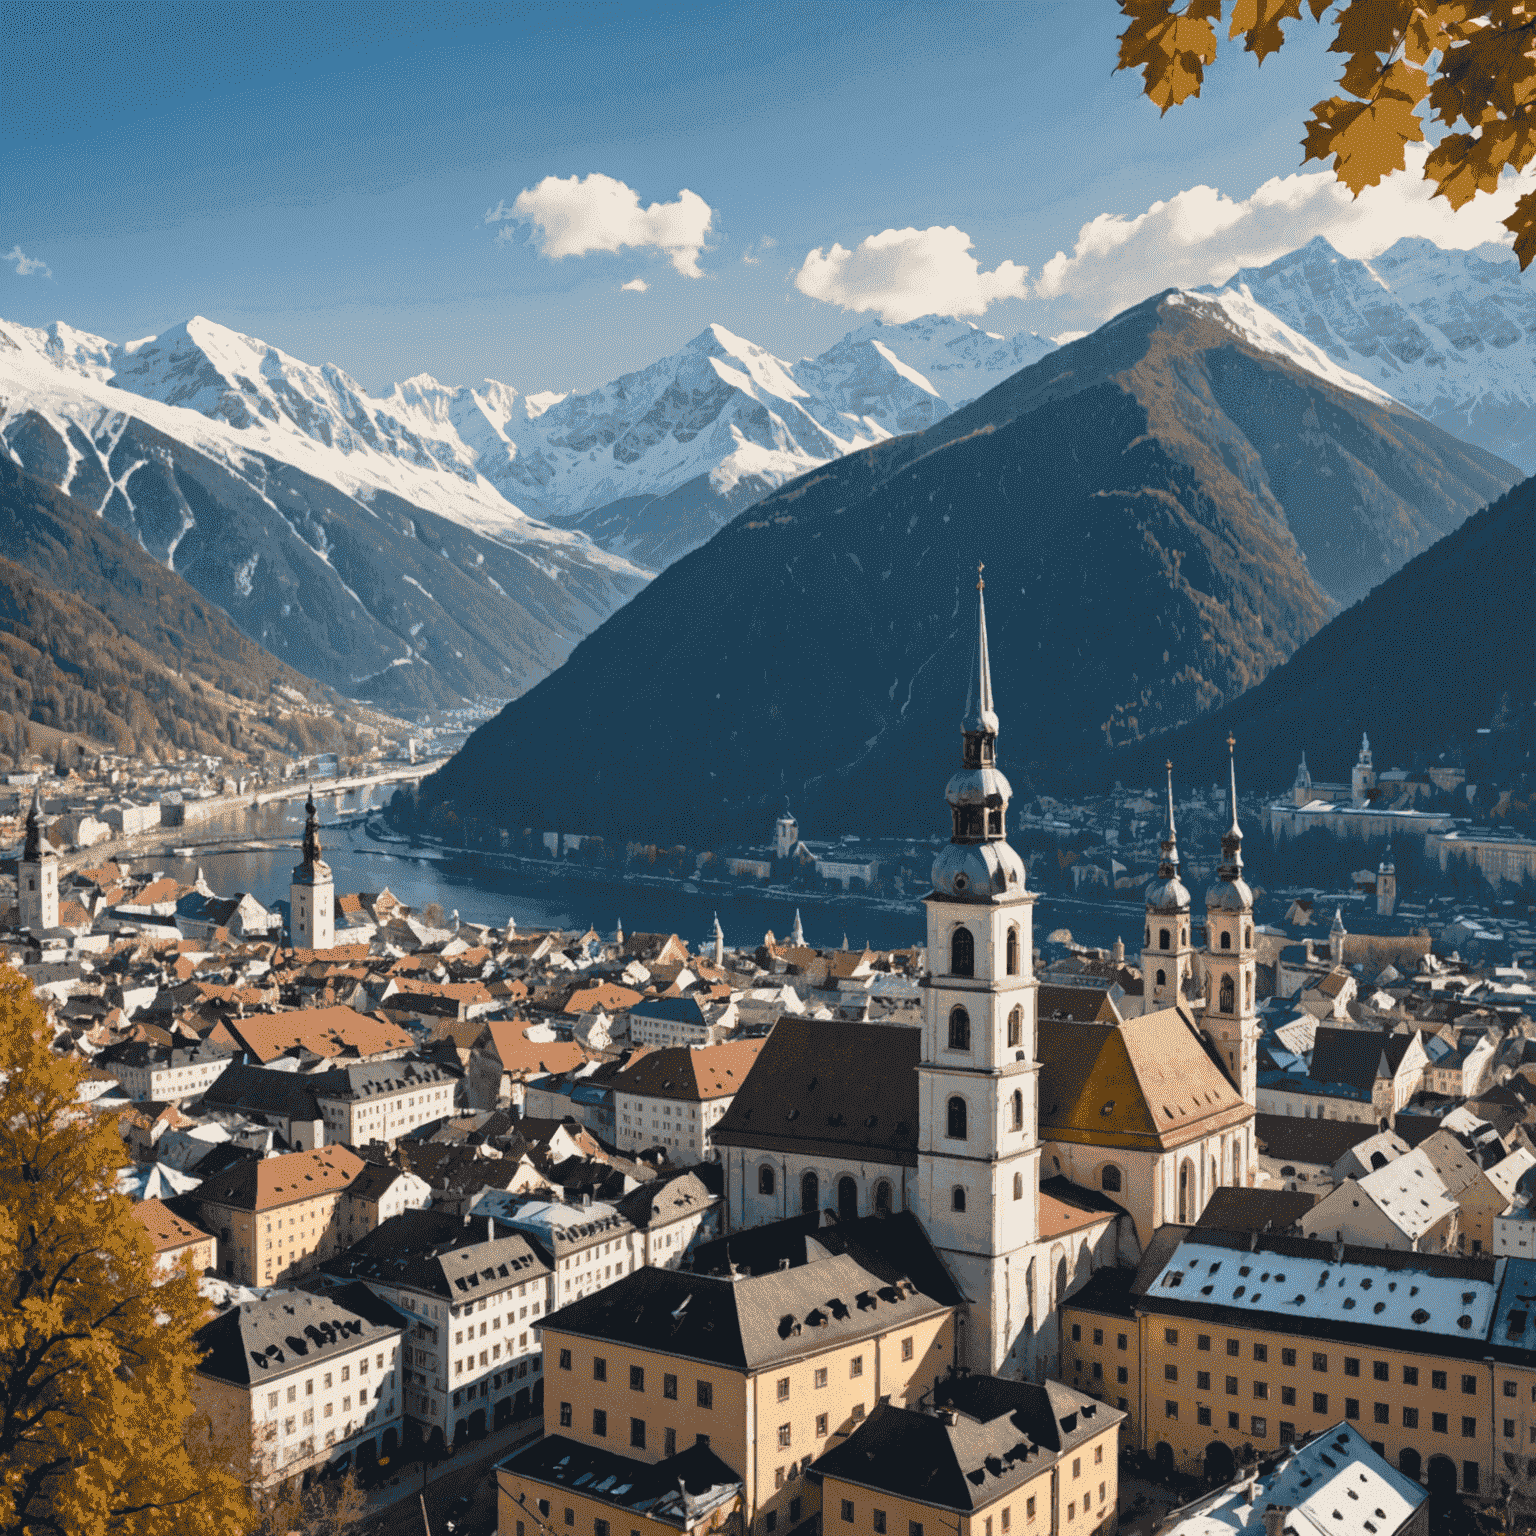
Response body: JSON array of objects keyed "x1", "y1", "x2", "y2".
[
  {"x1": 190, "y1": 1144, "x2": 364, "y2": 1285},
  {"x1": 133, "y1": 1195, "x2": 217, "y2": 1276},
  {"x1": 812, "y1": 1376, "x2": 1123, "y2": 1536},
  {"x1": 1060, "y1": 1228, "x2": 1529, "y2": 1501},
  {"x1": 498, "y1": 1248, "x2": 955, "y2": 1536}
]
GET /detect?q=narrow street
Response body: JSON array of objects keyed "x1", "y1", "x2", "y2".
[{"x1": 358, "y1": 1423, "x2": 539, "y2": 1536}]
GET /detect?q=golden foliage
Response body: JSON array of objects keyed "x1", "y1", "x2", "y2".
[
  {"x1": 0, "y1": 966, "x2": 248, "y2": 1534},
  {"x1": 1115, "y1": 0, "x2": 1536, "y2": 266}
]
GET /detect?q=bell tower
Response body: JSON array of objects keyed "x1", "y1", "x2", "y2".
[
  {"x1": 1202, "y1": 736, "x2": 1258, "y2": 1105},
  {"x1": 18, "y1": 788, "x2": 59, "y2": 933},
  {"x1": 916, "y1": 566, "x2": 1040, "y2": 1378},
  {"x1": 1141, "y1": 763, "x2": 1194, "y2": 1012},
  {"x1": 1352, "y1": 732, "x2": 1375, "y2": 806},
  {"x1": 289, "y1": 790, "x2": 334, "y2": 952}
]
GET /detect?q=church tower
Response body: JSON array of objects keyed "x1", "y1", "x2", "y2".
[
  {"x1": 1292, "y1": 750, "x2": 1313, "y2": 807},
  {"x1": 916, "y1": 568, "x2": 1040, "y2": 1378},
  {"x1": 1329, "y1": 906, "x2": 1347, "y2": 966},
  {"x1": 1377, "y1": 845, "x2": 1397, "y2": 917},
  {"x1": 1351, "y1": 732, "x2": 1375, "y2": 806},
  {"x1": 1202, "y1": 737, "x2": 1258, "y2": 1106},
  {"x1": 18, "y1": 788, "x2": 59, "y2": 933},
  {"x1": 1141, "y1": 764, "x2": 1194, "y2": 1012},
  {"x1": 289, "y1": 790, "x2": 334, "y2": 952}
]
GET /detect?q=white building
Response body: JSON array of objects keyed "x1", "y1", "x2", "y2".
[
  {"x1": 612, "y1": 1040, "x2": 764, "y2": 1161},
  {"x1": 496, "y1": 1196, "x2": 640, "y2": 1307},
  {"x1": 102, "y1": 1038, "x2": 234, "y2": 1103},
  {"x1": 289, "y1": 791, "x2": 334, "y2": 952}
]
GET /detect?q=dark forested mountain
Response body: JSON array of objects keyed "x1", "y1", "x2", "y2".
[
  {"x1": 1100, "y1": 476, "x2": 1535, "y2": 794},
  {"x1": 0, "y1": 460, "x2": 386, "y2": 761},
  {"x1": 403, "y1": 288, "x2": 1521, "y2": 847}
]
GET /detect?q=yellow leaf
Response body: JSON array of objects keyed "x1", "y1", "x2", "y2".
[
  {"x1": 1304, "y1": 91, "x2": 1424, "y2": 189},
  {"x1": 1506, "y1": 187, "x2": 1536, "y2": 270},
  {"x1": 1330, "y1": 0, "x2": 1416, "y2": 62},
  {"x1": 1230, "y1": 0, "x2": 1304, "y2": 61}
]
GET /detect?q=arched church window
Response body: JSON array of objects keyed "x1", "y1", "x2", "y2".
[
  {"x1": 873, "y1": 1180, "x2": 892, "y2": 1215},
  {"x1": 1145, "y1": 925, "x2": 1151, "y2": 946},
  {"x1": 1246, "y1": 973, "x2": 1253, "y2": 1006},
  {"x1": 838, "y1": 1176, "x2": 858, "y2": 1221},
  {"x1": 801, "y1": 1171, "x2": 819, "y2": 1215},
  {"x1": 1013, "y1": 1172, "x2": 1023, "y2": 1201},
  {"x1": 952, "y1": 1186, "x2": 966, "y2": 1213},
  {"x1": 1219, "y1": 975, "x2": 1234, "y2": 1014},
  {"x1": 1011, "y1": 1090, "x2": 1023, "y2": 1131},
  {"x1": 1159, "y1": 928, "x2": 1170, "y2": 951},
  {"x1": 1006, "y1": 926, "x2": 1020, "y2": 976},
  {"x1": 758, "y1": 1166, "x2": 776, "y2": 1196},
  {"x1": 1101, "y1": 1165, "x2": 1122, "y2": 1193},
  {"x1": 947, "y1": 1097, "x2": 967, "y2": 1140},
  {"x1": 948, "y1": 1007, "x2": 971, "y2": 1051},
  {"x1": 1220, "y1": 930, "x2": 1231, "y2": 951},
  {"x1": 1245, "y1": 925, "x2": 1253, "y2": 948},
  {"x1": 951, "y1": 927, "x2": 974, "y2": 977},
  {"x1": 1007, "y1": 1007, "x2": 1022, "y2": 1048},
  {"x1": 1155, "y1": 968, "x2": 1166, "y2": 987}
]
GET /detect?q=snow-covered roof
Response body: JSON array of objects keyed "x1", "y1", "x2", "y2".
[
  {"x1": 1147, "y1": 1237, "x2": 1500, "y2": 1340},
  {"x1": 1355, "y1": 1148, "x2": 1459, "y2": 1240}
]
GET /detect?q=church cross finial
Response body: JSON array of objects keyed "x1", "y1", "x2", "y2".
[
  {"x1": 1165, "y1": 761, "x2": 1176, "y2": 836},
  {"x1": 977, "y1": 561, "x2": 984, "y2": 592}
]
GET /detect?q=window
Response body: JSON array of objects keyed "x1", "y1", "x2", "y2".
[
  {"x1": 596, "y1": 1523, "x2": 610, "y2": 1536},
  {"x1": 952, "y1": 1186, "x2": 966, "y2": 1213},
  {"x1": 1405, "y1": 1367, "x2": 1419, "y2": 1386},
  {"x1": 1313, "y1": 1393, "x2": 1329, "y2": 1415},
  {"x1": 1312, "y1": 1353, "x2": 1328, "y2": 1373},
  {"x1": 814, "y1": 1368, "x2": 827, "y2": 1388},
  {"x1": 801, "y1": 1171, "x2": 819, "y2": 1216},
  {"x1": 664, "y1": 1373, "x2": 677, "y2": 1400},
  {"x1": 1227, "y1": 1339, "x2": 1240, "y2": 1358},
  {"x1": 1196, "y1": 1335, "x2": 1210, "y2": 1352},
  {"x1": 1463, "y1": 1375, "x2": 1478, "y2": 1395},
  {"x1": 910, "y1": 1523, "x2": 924, "y2": 1536},
  {"x1": 1165, "y1": 1401, "x2": 1178, "y2": 1419},
  {"x1": 873, "y1": 1515, "x2": 886, "y2": 1535},
  {"x1": 1220, "y1": 975, "x2": 1234, "y2": 1012},
  {"x1": 777, "y1": 1378, "x2": 790, "y2": 1402},
  {"x1": 759, "y1": 1167, "x2": 776, "y2": 1196},
  {"x1": 815, "y1": 1413, "x2": 827, "y2": 1436},
  {"x1": 1198, "y1": 1406, "x2": 1212, "y2": 1426},
  {"x1": 565, "y1": 1513, "x2": 574, "y2": 1529},
  {"x1": 594, "y1": 1358, "x2": 607, "y2": 1382},
  {"x1": 1165, "y1": 1329, "x2": 1179, "y2": 1346},
  {"x1": 1344, "y1": 1399, "x2": 1359, "y2": 1421},
  {"x1": 1254, "y1": 1382, "x2": 1269, "y2": 1400},
  {"x1": 1434, "y1": 1413, "x2": 1449, "y2": 1434},
  {"x1": 1119, "y1": 1334, "x2": 1128, "y2": 1351},
  {"x1": 1433, "y1": 1371, "x2": 1448, "y2": 1390},
  {"x1": 1252, "y1": 1417, "x2": 1267, "y2": 1438},
  {"x1": 1197, "y1": 1371, "x2": 1211, "y2": 1391},
  {"x1": 1281, "y1": 1386, "x2": 1296, "y2": 1406},
  {"x1": 631, "y1": 1366, "x2": 645, "y2": 1392},
  {"x1": 1026, "y1": 1499, "x2": 1035, "y2": 1521},
  {"x1": 1344, "y1": 1358, "x2": 1360, "y2": 1377},
  {"x1": 1006, "y1": 926, "x2": 1020, "y2": 975},
  {"x1": 950, "y1": 928, "x2": 974, "y2": 977},
  {"x1": 593, "y1": 1409, "x2": 607, "y2": 1436},
  {"x1": 630, "y1": 1419, "x2": 646, "y2": 1449},
  {"x1": 1374, "y1": 1403, "x2": 1389, "y2": 1425},
  {"x1": 1007, "y1": 1007, "x2": 1022, "y2": 1047},
  {"x1": 1508, "y1": 1420, "x2": 1518, "y2": 1440},
  {"x1": 559, "y1": 1402, "x2": 572, "y2": 1428},
  {"x1": 946, "y1": 1097, "x2": 967, "y2": 1140},
  {"x1": 1010, "y1": 1090, "x2": 1023, "y2": 1131},
  {"x1": 841, "y1": 1502, "x2": 854, "y2": 1524},
  {"x1": 664, "y1": 1429, "x2": 676, "y2": 1457},
  {"x1": 1279, "y1": 1421, "x2": 1295, "y2": 1444},
  {"x1": 1404, "y1": 1408, "x2": 1419, "y2": 1429},
  {"x1": 778, "y1": 1424, "x2": 791, "y2": 1448},
  {"x1": 1254, "y1": 1344, "x2": 1268, "y2": 1363},
  {"x1": 1506, "y1": 1381, "x2": 1519, "y2": 1398},
  {"x1": 948, "y1": 1006, "x2": 971, "y2": 1051},
  {"x1": 851, "y1": 1356, "x2": 864, "y2": 1378},
  {"x1": 1220, "y1": 930, "x2": 1231, "y2": 951},
  {"x1": 1118, "y1": 1366, "x2": 1128, "y2": 1385},
  {"x1": 1164, "y1": 1365, "x2": 1178, "y2": 1382},
  {"x1": 1226, "y1": 1377, "x2": 1239, "y2": 1396},
  {"x1": 1100, "y1": 1164, "x2": 1121, "y2": 1194},
  {"x1": 1159, "y1": 928, "x2": 1170, "y2": 951},
  {"x1": 697, "y1": 1381, "x2": 713, "y2": 1410},
  {"x1": 1281, "y1": 1349, "x2": 1296, "y2": 1368},
  {"x1": 1463, "y1": 1417, "x2": 1478, "y2": 1439},
  {"x1": 1373, "y1": 1361, "x2": 1389, "y2": 1382}
]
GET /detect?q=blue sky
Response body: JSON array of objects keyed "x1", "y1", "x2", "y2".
[{"x1": 4, "y1": 1, "x2": 1527, "y2": 394}]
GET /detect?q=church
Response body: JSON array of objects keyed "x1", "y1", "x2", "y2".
[{"x1": 715, "y1": 574, "x2": 1257, "y2": 1381}]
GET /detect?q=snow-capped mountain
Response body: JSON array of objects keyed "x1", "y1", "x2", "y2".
[
  {"x1": 0, "y1": 321, "x2": 650, "y2": 712},
  {"x1": 1208, "y1": 236, "x2": 1536, "y2": 471}
]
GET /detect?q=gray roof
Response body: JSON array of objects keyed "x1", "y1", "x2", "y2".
[
  {"x1": 321, "y1": 1209, "x2": 549, "y2": 1299},
  {"x1": 541, "y1": 1250, "x2": 950, "y2": 1371},
  {"x1": 310, "y1": 1058, "x2": 459, "y2": 1103},
  {"x1": 194, "y1": 1282, "x2": 404, "y2": 1387},
  {"x1": 616, "y1": 1171, "x2": 717, "y2": 1231}
]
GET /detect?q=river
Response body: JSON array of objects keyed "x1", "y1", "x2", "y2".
[{"x1": 139, "y1": 787, "x2": 1210, "y2": 959}]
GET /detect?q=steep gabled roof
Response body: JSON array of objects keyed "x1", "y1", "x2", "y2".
[
  {"x1": 193, "y1": 1144, "x2": 365, "y2": 1213},
  {"x1": 614, "y1": 1039, "x2": 763, "y2": 1103}
]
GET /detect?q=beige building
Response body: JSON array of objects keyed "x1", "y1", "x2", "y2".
[
  {"x1": 499, "y1": 1249, "x2": 955, "y2": 1536},
  {"x1": 192, "y1": 1285, "x2": 403, "y2": 1482},
  {"x1": 1299, "y1": 1147, "x2": 1460, "y2": 1253},
  {"x1": 133, "y1": 1196, "x2": 217, "y2": 1276},
  {"x1": 614, "y1": 1040, "x2": 764, "y2": 1162},
  {"x1": 813, "y1": 1376, "x2": 1122, "y2": 1536},
  {"x1": 191, "y1": 1144, "x2": 365, "y2": 1285}
]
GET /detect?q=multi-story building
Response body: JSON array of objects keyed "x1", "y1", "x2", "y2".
[
  {"x1": 496, "y1": 1197, "x2": 640, "y2": 1307},
  {"x1": 497, "y1": 1248, "x2": 955, "y2": 1536},
  {"x1": 191, "y1": 1144, "x2": 365, "y2": 1285},
  {"x1": 133, "y1": 1195, "x2": 217, "y2": 1276},
  {"x1": 626, "y1": 996, "x2": 718, "y2": 1048},
  {"x1": 99, "y1": 1037, "x2": 234, "y2": 1102},
  {"x1": 322, "y1": 1209, "x2": 551, "y2": 1451},
  {"x1": 339, "y1": 1160, "x2": 433, "y2": 1247},
  {"x1": 613, "y1": 1041, "x2": 764, "y2": 1162},
  {"x1": 192, "y1": 1284, "x2": 404, "y2": 1482},
  {"x1": 616, "y1": 1171, "x2": 721, "y2": 1269},
  {"x1": 813, "y1": 1375, "x2": 1123, "y2": 1536},
  {"x1": 1060, "y1": 1228, "x2": 1518, "y2": 1498}
]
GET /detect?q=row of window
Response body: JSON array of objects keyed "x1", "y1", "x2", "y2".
[
  {"x1": 945, "y1": 1005, "x2": 1025, "y2": 1051},
  {"x1": 1160, "y1": 1330, "x2": 1481, "y2": 1390},
  {"x1": 557, "y1": 1350, "x2": 714, "y2": 1407},
  {"x1": 1167, "y1": 1399, "x2": 1478, "y2": 1438},
  {"x1": 945, "y1": 926, "x2": 1022, "y2": 979}
]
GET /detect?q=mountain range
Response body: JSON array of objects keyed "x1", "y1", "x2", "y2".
[
  {"x1": 1210, "y1": 236, "x2": 1536, "y2": 473},
  {"x1": 404, "y1": 286, "x2": 1519, "y2": 848}
]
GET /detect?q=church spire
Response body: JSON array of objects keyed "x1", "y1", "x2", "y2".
[
  {"x1": 301, "y1": 787, "x2": 322, "y2": 867},
  {"x1": 962, "y1": 563, "x2": 998, "y2": 739},
  {"x1": 1218, "y1": 734, "x2": 1243, "y2": 882},
  {"x1": 948, "y1": 565, "x2": 1007, "y2": 844},
  {"x1": 22, "y1": 786, "x2": 45, "y2": 864},
  {"x1": 1158, "y1": 761, "x2": 1180, "y2": 880}
]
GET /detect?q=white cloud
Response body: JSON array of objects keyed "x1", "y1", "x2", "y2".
[
  {"x1": 621, "y1": 277, "x2": 648, "y2": 293},
  {"x1": 793, "y1": 226, "x2": 1029, "y2": 324},
  {"x1": 1034, "y1": 143, "x2": 1536, "y2": 325},
  {"x1": 486, "y1": 172, "x2": 714, "y2": 278},
  {"x1": 741, "y1": 235, "x2": 776, "y2": 266},
  {"x1": 4, "y1": 245, "x2": 50, "y2": 278}
]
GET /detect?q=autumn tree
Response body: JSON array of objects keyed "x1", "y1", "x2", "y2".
[
  {"x1": 1116, "y1": 1, "x2": 1536, "y2": 266},
  {"x1": 0, "y1": 966, "x2": 248, "y2": 1535}
]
